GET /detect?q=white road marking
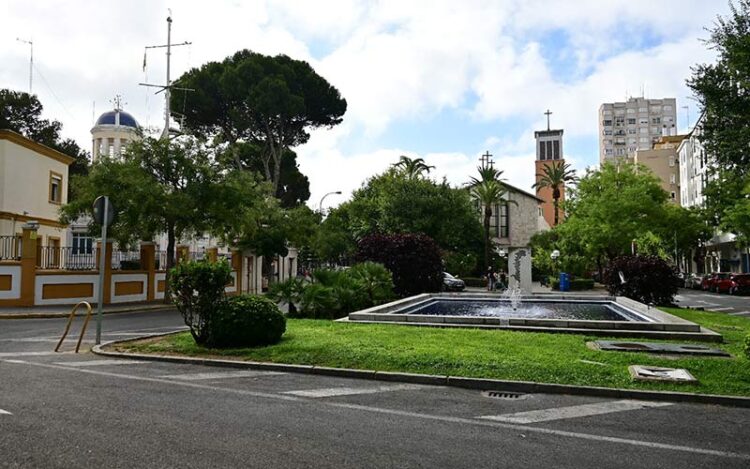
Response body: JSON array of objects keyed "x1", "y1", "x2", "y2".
[
  {"x1": 477, "y1": 400, "x2": 673, "y2": 424},
  {"x1": 0, "y1": 351, "x2": 58, "y2": 358},
  {"x1": 0, "y1": 338, "x2": 59, "y2": 343},
  {"x1": 709, "y1": 307, "x2": 734, "y2": 312},
  {"x1": 4, "y1": 360, "x2": 748, "y2": 461},
  {"x1": 0, "y1": 408, "x2": 11, "y2": 415},
  {"x1": 283, "y1": 384, "x2": 424, "y2": 398},
  {"x1": 730, "y1": 311, "x2": 750, "y2": 316},
  {"x1": 159, "y1": 370, "x2": 286, "y2": 380},
  {"x1": 54, "y1": 359, "x2": 147, "y2": 367}
]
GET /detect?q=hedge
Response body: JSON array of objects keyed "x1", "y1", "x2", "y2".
[{"x1": 549, "y1": 277, "x2": 595, "y2": 291}]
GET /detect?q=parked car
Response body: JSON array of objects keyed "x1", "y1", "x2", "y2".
[
  {"x1": 701, "y1": 273, "x2": 716, "y2": 291},
  {"x1": 704, "y1": 272, "x2": 732, "y2": 292},
  {"x1": 729, "y1": 273, "x2": 750, "y2": 295},
  {"x1": 442, "y1": 272, "x2": 466, "y2": 292}
]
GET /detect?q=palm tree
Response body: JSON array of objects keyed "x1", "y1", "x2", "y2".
[
  {"x1": 469, "y1": 165, "x2": 514, "y2": 270},
  {"x1": 266, "y1": 277, "x2": 304, "y2": 316},
  {"x1": 392, "y1": 155, "x2": 435, "y2": 179},
  {"x1": 532, "y1": 161, "x2": 578, "y2": 226}
]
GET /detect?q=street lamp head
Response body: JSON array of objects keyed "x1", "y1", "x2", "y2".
[{"x1": 550, "y1": 249, "x2": 560, "y2": 260}]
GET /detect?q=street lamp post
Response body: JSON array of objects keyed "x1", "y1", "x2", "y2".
[
  {"x1": 319, "y1": 191, "x2": 342, "y2": 214},
  {"x1": 550, "y1": 249, "x2": 560, "y2": 275}
]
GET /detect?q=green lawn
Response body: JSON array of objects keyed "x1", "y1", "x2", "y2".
[{"x1": 118, "y1": 307, "x2": 750, "y2": 397}]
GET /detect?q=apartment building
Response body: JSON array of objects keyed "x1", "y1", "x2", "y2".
[
  {"x1": 599, "y1": 97, "x2": 677, "y2": 163},
  {"x1": 633, "y1": 135, "x2": 685, "y2": 205}
]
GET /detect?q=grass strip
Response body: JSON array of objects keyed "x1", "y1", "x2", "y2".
[{"x1": 117, "y1": 307, "x2": 750, "y2": 397}]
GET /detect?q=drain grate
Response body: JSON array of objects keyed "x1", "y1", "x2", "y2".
[{"x1": 482, "y1": 390, "x2": 528, "y2": 400}]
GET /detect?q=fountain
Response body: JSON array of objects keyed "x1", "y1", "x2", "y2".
[{"x1": 501, "y1": 285, "x2": 523, "y2": 311}]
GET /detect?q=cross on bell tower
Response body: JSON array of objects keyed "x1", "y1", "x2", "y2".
[{"x1": 544, "y1": 109, "x2": 553, "y2": 131}]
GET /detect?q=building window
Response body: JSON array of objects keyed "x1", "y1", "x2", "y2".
[
  {"x1": 627, "y1": 118, "x2": 636, "y2": 125},
  {"x1": 72, "y1": 233, "x2": 93, "y2": 255},
  {"x1": 627, "y1": 129, "x2": 636, "y2": 135},
  {"x1": 539, "y1": 141, "x2": 546, "y2": 160},
  {"x1": 499, "y1": 202, "x2": 509, "y2": 238},
  {"x1": 546, "y1": 141, "x2": 553, "y2": 159},
  {"x1": 670, "y1": 191, "x2": 676, "y2": 200},
  {"x1": 639, "y1": 107, "x2": 648, "y2": 113},
  {"x1": 605, "y1": 149, "x2": 613, "y2": 156},
  {"x1": 49, "y1": 172, "x2": 63, "y2": 204},
  {"x1": 670, "y1": 174, "x2": 676, "y2": 184},
  {"x1": 603, "y1": 129, "x2": 612, "y2": 135},
  {"x1": 553, "y1": 140, "x2": 560, "y2": 159},
  {"x1": 626, "y1": 108, "x2": 635, "y2": 114},
  {"x1": 669, "y1": 158, "x2": 675, "y2": 167},
  {"x1": 603, "y1": 119, "x2": 612, "y2": 126}
]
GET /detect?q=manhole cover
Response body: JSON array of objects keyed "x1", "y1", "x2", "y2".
[{"x1": 482, "y1": 390, "x2": 528, "y2": 400}]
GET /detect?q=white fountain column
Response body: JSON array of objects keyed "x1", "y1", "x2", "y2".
[{"x1": 508, "y1": 247, "x2": 532, "y2": 293}]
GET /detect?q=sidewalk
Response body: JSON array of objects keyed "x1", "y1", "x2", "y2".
[{"x1": 0, "y1": 301, "x2": 176, "y2": 319}]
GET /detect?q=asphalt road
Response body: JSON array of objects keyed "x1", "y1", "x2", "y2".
[
  {"x1": 675, "y1": 288, "x2": 750, "y2": 316},
  {"x1": 1, "y1": 311, "x2": 749, "y2": 468}
]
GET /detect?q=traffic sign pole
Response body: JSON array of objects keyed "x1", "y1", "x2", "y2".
[{"x1": 95, "y1": 196, "x2": 109, "y2": 345}]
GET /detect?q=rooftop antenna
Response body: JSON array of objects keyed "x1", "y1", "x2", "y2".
[
  {"x1": 681, "y1": 105, "x2": 690, "y2": 132},
  {"x1": 139, "y1": 12, "x2": 193, "y2": 140},
  {"x1": 16, "y1": 38, "x2": 33, "y2": 94},
  {"x1": 111, "y1": 94, "x2": 126, "y2": 111}
]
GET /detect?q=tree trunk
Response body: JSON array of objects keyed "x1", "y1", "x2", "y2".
[
  {"x1": 483, "y1": 206, "x2": 492, "y2": 270},
  {"x1": 553, "y1": 197, "x2": 559, "y2": 226},
  {"x1": 164, "y1": 224, "x2": 176, "y2": 304}
]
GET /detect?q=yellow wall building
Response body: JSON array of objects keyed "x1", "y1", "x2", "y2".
[{"x1": 0, "y1": 130, "x2": 73, "y2": 247}]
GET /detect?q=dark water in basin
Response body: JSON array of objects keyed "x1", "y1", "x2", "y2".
[{"x1": 401, "y1": 299, "x2": 646, "y2": 321}]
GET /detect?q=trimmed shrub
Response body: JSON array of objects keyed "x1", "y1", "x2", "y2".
[
  {"x1": 170, "y1": 260, "x2": 232, "y2": 345},
  {"x1": 603, "y1": 255, "x2": 678, "y2": 305},
  {"x1": 356, "y1": 233, "x2": 443, "y2": 296},
  {"x1": 209, "y1": 294, "x2": 286, "y2": 348},
  {"x1": 549, "y1": 278, "x2": 595, "y2": 291}
]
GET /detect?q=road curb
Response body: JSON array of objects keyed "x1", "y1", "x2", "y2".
[
  {"x1": 0, "y1": 305, "x2": 176, "y2": 320},
  {"x1": 92, "y1": 333, "x2": 750, "y2": 409}
]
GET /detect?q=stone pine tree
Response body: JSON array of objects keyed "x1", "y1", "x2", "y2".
[{"x1": 172, "y1": 50, "x2": 347, "y2": 195}]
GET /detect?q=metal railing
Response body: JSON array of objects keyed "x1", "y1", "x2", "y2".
[
  {"x1": 0, "y1": 235, "x2": 22, "y2": 260},
  {"x1": 111, "y1": 251, "x2": 141, "y2": 270},
  {"x1": 38, "y1": 246, "x2": 98, "y2": 270}
]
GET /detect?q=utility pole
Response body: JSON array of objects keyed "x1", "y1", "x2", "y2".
[
  {"x1": 139, "y1": 13, "x2": 192, "y2": 140},
  {"x1": 16, "y1": 38, "x2": 33, "y2": 94}
]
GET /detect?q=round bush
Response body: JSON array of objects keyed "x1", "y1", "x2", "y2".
[
  {"x1": 603, "y1": 255, "x2": 678, "y2": 305},
  {"x1": 209, "y1": 295, "x2": 286, "y2": 348}
]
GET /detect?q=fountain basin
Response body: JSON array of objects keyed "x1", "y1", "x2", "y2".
[{"x1": 343, "y1": 292, "x2": 722, "y2": 342}]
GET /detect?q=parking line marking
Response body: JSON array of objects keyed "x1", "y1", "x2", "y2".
[
  {"x1": 54, "y1": 359, "x2": 147, "y2": 367},
  {"x1": 710, "y1": 307, "x2": 734, "y2": 312},
  {"x1": 0, "y1": 409, "x2": 11, "y2": 416},
  {"x1": 0, "y1": 351, "x2": 58, "y2": 358},
  {"x1": 283, "y1": 384, "x2": 424, "y2": 398},
  {"x1": 477, "y1": 400, "x2": 672, "y2": 424},
  {"x1": 730, "y1": 311, "x2": 750, "y2": 316},
  {"x1": 159, "y1": 370, "x2": 286, "y2": 381},
  {"x1": 5, "y1": 360, "x2": 748, "y2": 461}
]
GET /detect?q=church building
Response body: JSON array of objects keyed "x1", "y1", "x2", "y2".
[{"x1": 534, "y1": 111, "x2": 565, "y2": 227}]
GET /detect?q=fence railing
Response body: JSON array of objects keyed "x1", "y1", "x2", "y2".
[
  {"x1": 0, "y1": 236, "x2": 22, "y2": 261},
  {"x1": 111, "y1": 251, "x2": 141, "y2": 270},
  {"x1": 38, "y1": 246, "x2": 98, "y2": 270}
]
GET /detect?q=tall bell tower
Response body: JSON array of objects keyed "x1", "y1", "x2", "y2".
[{"x1": 534, "y1": 110, "x2": 565, "y2": 227}]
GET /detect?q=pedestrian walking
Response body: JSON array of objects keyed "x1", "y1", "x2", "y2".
[{"x1": 486, "y1": 267, "x2": 496, "y2": 291}]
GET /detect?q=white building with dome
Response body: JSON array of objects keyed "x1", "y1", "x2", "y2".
[{"x1": 91, "y1": 108, "x2": 140, "y2": 160}]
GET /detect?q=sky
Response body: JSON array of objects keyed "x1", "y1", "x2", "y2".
[{"x1": 0, "y1": 0, "x2": 729, "y2": 210}]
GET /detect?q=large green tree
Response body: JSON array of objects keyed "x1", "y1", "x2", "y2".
[
  {"x1": 688, "y1": 0, "x2": 750, "y2": 242},
  {"x1": 219, "y1": 142, "x2": 310, "y2": 208},
  {"x1": 469, "y1": 165, "x2": 514, "y2": 271},
  {"x1": 173, "y1": 50, "x2": 346, "y2": 194},
  {"x1": 0, "y1": 89, "x2": 90, "y2": 181},
  {"x1": 60, "y1": 137, "x2": 269, "y2": 272}
]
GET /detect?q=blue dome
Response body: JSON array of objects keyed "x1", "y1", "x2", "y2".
[{"x1": 95, "y1": 110, "x2": 139, "y2": 128}]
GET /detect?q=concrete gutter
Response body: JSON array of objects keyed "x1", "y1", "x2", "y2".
[
  {"x1": 0, "y1": 304, "x2": 176, "y2": 320},
  {"x1": 93, "y1": 333, "x2": 750, "y2": 409}
]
